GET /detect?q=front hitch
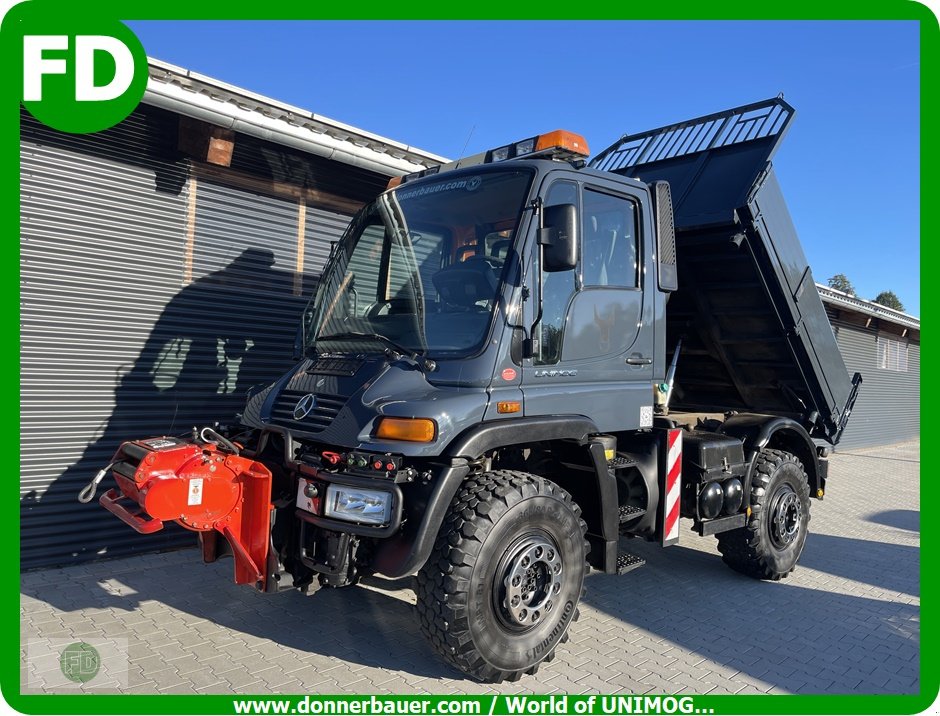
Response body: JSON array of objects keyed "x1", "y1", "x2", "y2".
[{"x1": 90, "y1": 435, "x2": 274, "y2": 590}]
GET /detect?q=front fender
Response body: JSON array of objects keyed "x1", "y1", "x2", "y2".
[{"x1": 372, "y1": 415, "x2": 601, "y2": 577}]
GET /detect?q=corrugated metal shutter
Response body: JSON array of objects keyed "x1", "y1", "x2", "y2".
[
  {"x1": 21, "y1": 106, "x2": 196, "y2": 568},
  {"x1": 833, "y1": 322, "x2": 920, "y2": 450},
  {"x1": 185, "y1": 179, "x2": 307, "y2": 405},
  {"x1": 21, "y1": 104, "x2": 381, "y2": 570},
  {"x1": 305, "y1": 206, "x2": 351, "y2": 277}
]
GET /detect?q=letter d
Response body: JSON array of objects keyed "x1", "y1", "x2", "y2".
[
  {"x1": 297, "y1": 696, "x2": 310, "y2": 714},
  {"x1": 75, "y1": 35, "x2": 134, "y2": 101}
]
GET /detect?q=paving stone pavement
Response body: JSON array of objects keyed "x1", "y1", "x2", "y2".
[{"x1": 20, "y1": 440, "x2": 920, "y2": 695}]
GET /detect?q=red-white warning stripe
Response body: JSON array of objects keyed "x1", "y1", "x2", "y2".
[{"x1": 664, "y1": 429, "x2": 682, "y2": 544}]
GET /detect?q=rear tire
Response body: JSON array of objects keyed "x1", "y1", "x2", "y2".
[
  {"x1": 716, "y1": 449, "x2": 810, "y2": 580},
  {"x1": 415, "y1": 470, "x2": 588, "y2": 682}
]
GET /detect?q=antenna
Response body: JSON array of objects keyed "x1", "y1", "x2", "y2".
[{"x1": 458, "y1": 124, "x2": 476, "y2": 159}]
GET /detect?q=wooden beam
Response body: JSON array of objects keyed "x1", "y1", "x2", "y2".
[
  {"x1": 183, "y1": 174, "x2": 197, "y2": 285},
  {"x1": 295, "y1": 197, "x2": 306, "y2": 296},
  {"x1": 191, "y1": 161, "x2": 365, "y2": 216},
  {"x1": 178, "y1": 116, "x2": 235, "y2": 167}
]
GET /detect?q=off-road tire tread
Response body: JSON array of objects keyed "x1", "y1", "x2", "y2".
[
  {"x1": 716, "y1": 448, "x2": 810, "y2": 581},
  {"x1": 415, "y1": 470, "x2": 589, "y2": 683}
]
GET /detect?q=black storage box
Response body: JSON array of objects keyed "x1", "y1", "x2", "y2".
[{"x1": 681, "y1": 431, "x2": 747, "y2": 483}]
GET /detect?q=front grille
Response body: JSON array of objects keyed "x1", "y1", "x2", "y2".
[{"x1": 269, "y1": 389, "x2": 348, "y2": 433}]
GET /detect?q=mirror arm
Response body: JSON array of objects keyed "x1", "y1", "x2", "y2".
[{"x1": 521, "y1": 198, "x2": 543, "y2": 360}]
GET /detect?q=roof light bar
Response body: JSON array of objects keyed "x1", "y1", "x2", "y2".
[
  {"x1": 387, "y1": 130, "x2": 590, "y2": 190},
  {"x1": 487, "y1": 130, "x2": 589, "y2": 164}
]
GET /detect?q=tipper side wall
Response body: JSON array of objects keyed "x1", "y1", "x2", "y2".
[{"x1": 591, "y1": 98, "x2": 859, "y2": 443}]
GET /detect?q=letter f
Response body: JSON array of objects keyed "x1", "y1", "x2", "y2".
[{"x1": 23, "y1": 35, "x2": 68, "y2": 101}]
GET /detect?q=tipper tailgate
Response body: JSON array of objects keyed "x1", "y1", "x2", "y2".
[{"x1": 591, "y1": 98, "x2": 860, "y2": 444}]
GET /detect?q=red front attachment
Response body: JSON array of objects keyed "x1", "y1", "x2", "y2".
[{"x1": 99, "y1": 437, "x2": 273, "y2": 589}]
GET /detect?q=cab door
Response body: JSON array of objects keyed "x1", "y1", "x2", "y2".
[{"x1": 521, "y1": 174, "x2": 655, "y2": 432}]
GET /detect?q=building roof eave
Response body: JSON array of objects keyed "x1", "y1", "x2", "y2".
[
  {"x1": 144, "y1": 57, "x2": 448, "y2": 178},
  {"x1": 817, "y1": 283, "x2": 920, "y2": 331}
]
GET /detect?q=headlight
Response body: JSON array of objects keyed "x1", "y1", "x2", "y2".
[{"x1": 324, "y1": 486, "x2": 392, "y2": 526}]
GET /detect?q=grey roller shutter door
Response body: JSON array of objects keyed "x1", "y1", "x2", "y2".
[
  {"x1": 21, "y1": 107, "x2": 196, "y2": 568},
  {"x1": 21, "y1": 106, "x2": 359, "y2": 570},
  {"x1": 305, "y1": 206, "x2": 352, "y2": 278},
  {"x1": 833, "y1": 323, "x2": 919, "y2": 450}
]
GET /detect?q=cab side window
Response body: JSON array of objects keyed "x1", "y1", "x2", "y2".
[
  {"x1": 536, "y1": 180, "x2": 578, "y2": 365},
  {"x1": 582, "y1": 189, "x2": 639, "y2": 288}
]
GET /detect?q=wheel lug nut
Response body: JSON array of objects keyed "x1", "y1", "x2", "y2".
[
  {"x1": 519, "y1": 609, "x2": 528, "y2": 620},
  {"x1": 534, "y1": 546, "x2": 543, "y2": 558},
  {"x1": 512, "y1": 575, "x2": 521, "y2": 587},
  {"x1": 532, "y1": 611, "x2": 540, "y2": 622},
  {"x1": 511, "y1": 596, "x2": 520, "y2": 607},
  {"x1": 521, "y1": 557, "x2": 529, "y2": 568}
]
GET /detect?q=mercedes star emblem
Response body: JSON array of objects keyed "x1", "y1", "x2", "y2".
[{"x1": 293, "y1": 393, "x2": 317, "y2": 421}]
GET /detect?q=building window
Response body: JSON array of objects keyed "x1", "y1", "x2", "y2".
[{"x1": 877, "y1": 336, "x2": 909, "y2": 372}]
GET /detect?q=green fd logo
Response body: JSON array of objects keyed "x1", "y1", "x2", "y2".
[
  {"x1": 24, "y1": 36, "x2": 135, "y2": 102},
  {"x1": 12, "y1": 3, "x2": 148, "y2": 134}
]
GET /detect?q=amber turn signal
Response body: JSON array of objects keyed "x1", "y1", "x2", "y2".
[
  {"x1": 497, "y1": 401, "x2": 521, "y2": 414},
  {"x1": 375, "y1": 417, "x2": 436, "y2": 442}
]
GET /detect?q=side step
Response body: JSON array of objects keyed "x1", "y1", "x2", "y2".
[
  {"x1": 616, "y1": 552, "x2": 646, "y2": 575},
  {"x1": 619, "y1": 504, "x2": 646, "y2": 523},
  {"x1": 609, "y1": 455, "x2": 638, "y2": 471}
]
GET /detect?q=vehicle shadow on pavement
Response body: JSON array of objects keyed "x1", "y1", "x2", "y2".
[
  {"x1": 22, "y1": 530, "x2": 920, "y2": 691},
  {"x1": 581, "y1": 538, "x2": 919, "y2": 694},
  {"x1": 797, "y1": 532, "x2": 919, "y2": 597},
  {"x1": 21, "y1": 551, "x2": 464, "y2": 682},
  {"x1": 866, "y1": 509, "x2": 919, "y2": 534}
]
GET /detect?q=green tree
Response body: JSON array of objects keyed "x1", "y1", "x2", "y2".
[
  {"x1": 873, "y1": 291, "x2": 905, "y2": 312},
  {"x1": 827, "y1": 273, "x2": 856, "y2": 296}
]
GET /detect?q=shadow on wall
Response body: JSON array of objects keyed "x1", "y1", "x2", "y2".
[{"x1": 21, "y1": 249, "x2": 309, "y2": 569}]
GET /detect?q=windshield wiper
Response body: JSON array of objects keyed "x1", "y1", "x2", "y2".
[{"x1": 316, "y1": 332, "x2": 437, "y2": 373}]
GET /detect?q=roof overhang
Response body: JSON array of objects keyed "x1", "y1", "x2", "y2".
[
  {"x1": 817, "y1": 283, "x2": 920, "y2": 334},
  {"x1": 143, "y1": 57, "x2": 447, "y2": 178}
]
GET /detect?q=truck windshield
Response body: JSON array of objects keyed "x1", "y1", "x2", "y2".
[{"x1": 304, "y1": 169, "x2": 533, "y2": 359}]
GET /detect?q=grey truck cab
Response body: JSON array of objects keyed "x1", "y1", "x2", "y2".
[{"x1": 98, "y1": 99, "x2": 861, "y2": 683}]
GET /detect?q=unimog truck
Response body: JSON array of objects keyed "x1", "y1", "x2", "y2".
[{"x1": 89, "y1": 98, "x2": 861, "y2": 682}]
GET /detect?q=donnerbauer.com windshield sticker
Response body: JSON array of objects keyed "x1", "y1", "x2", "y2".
[{"x1": 397, "y1": 176, "x2": 481, "y2": 201}]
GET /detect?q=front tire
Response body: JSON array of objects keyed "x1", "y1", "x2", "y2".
[
  {"x1": 415, "y1": 471, "x2": 588, "y2": 682},
  {"x1": 716, "y1": 449, "x2": 811, "y2": 580}
]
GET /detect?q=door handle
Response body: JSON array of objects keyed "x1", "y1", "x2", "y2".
[{"x1": 626, "y1": 356, "x2": 652, "y2": 365}]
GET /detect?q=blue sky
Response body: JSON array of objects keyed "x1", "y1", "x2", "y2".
[{"x1": 128, "y1": 20, "x2": 921, "y2": 315}]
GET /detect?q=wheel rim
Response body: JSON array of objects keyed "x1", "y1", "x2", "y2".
[
  {"x1": 495, "y1": 535, "x2": 563, "y2": 629},
  {"x1": 769, "y1": 484, "x2": 802, "y2": 549}
]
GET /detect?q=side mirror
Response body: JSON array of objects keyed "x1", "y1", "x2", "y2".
[{"x1": 539, "y1": 203, "x2": 578, "y2": 272}]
